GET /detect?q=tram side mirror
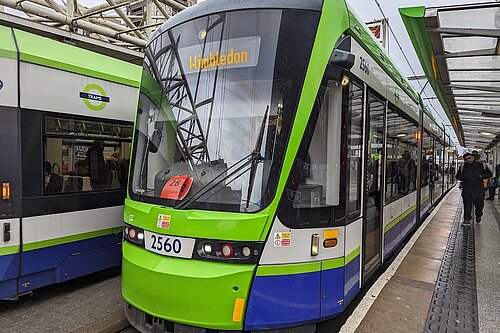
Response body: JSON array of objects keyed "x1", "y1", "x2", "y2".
[
  {"x1": 330, "y1": 49, "x2": 355, "y2": 70},
  {"x1": 148, "y1": 128, "x2": 162, "y2": 153},
  {"x1": 325, "y1": 49, "x2": 355, "y2": 82}
]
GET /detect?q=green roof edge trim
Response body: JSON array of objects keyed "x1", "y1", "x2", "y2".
[
  {"x1": 14, "y1": 29, "x2": 141, "y2": 88},
  {"x1": 346, "y1": 4, "x2": 420, "y2": 105},
  {"x1": 0, "y1": 26, "x2": 17, "y2": 60},
  {"x1": 399, "y1": 7, "x2": 463, "y2": 144}
]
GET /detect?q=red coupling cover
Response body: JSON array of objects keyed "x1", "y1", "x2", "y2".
[{"x1": 160, "y1": 175, "x2": 193, "y2": 201}]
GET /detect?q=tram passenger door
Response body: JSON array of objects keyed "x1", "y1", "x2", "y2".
[
  {"x1": 430, "y1": 138, "x2": 436, "y2": 205},
  {"x1": 0, "y1": 108, "x2": 21, "y2": 299},
  {"x1": 362, "y1": 91, "x2": 384, "y2": 280}
]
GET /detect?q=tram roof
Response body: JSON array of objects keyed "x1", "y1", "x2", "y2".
[
  {"x1": 0, "y1": 12, "x2": 142, "y2": 88},
  {"x1": 400, "y1": 2, "x2": 500, "y2": 150},
  {"x1": 151, "y1": 0, "x2": 324, "y2": 42},
  {"x1": 151, "y1": 0, "x2": 433, "y2": 120}
]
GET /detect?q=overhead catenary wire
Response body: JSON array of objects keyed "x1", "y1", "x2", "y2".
[
  {"x1": 371, "y1": 0, "x2": 458, "y2": 143},
  {"x1": 372, "y1": 0, "x2": 426, "y2": 94}
]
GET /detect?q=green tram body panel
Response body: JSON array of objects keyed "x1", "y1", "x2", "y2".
[
  {"x1": 125, "y1": 198, "x2": 269, "y2": 241},
  {"x1": 121, "y1": 0, "x2": 447, "y2": 331},
  {"x1": 123, "y1": 242, "x2": 255, "y2": 330},
  {"x1": 10, "y1": 29, "x2": 140, "y2": 87},
  {"x1": 0, "y1": 26, "x2": 17, "y2": 59}
]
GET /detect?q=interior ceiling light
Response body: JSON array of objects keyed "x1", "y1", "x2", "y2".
[{"x1": 478, "y1": 131, "x2": 496, "y2": 137}]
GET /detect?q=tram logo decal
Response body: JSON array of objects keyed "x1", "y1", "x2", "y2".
[{"x1": 80, "y1": 84, "x2": 110, "y2": 111}]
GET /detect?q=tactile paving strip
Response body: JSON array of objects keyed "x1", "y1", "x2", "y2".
[{"x1": 424, "y1": 208, "x2": 479, "y2": 333}]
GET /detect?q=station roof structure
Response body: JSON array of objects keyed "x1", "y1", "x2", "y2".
[
  {"x1": 400, "y1": 2, "x2": 500, "y2": 150},
  {"x1": 0, "y1": 0, "x2": 194, "y2": 56}
]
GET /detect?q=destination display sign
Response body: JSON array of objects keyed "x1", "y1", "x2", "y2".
[{"x1": 178, "y1": 36, "x2": 261, "y2": 74}]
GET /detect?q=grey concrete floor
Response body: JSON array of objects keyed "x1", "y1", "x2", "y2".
[
  {"x1": 0, "y1": 267, "x2": 132, "y2": 333},
  {"x1": 354, "y1": 188, "x2": 461, "y2": 333},
  {"x1": 475, "y1": 198, "x2": 500, "y2": 333}
]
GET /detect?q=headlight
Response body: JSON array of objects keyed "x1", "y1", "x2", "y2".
[
  {"x1": 194, "y1": 239, "x2": 263, "y2": 264},
  {"x1": 124, "y1": 224, "x2": 145, "y2": 247}
]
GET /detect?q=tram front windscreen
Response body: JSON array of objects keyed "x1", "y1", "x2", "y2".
[{"x1": 130, "y1": 9, "x2": 320, "y2": 212}]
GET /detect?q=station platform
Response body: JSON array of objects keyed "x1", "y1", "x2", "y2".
[
  {"x1": 336, "y1": 186, "x2": 500, "y2": 333},
  {"x1": 0, "y1": 187, "x2": 498, "y2": 333}
]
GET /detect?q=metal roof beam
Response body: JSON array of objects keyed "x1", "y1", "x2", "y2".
[
  {"x1": 453, "y1": 80, "x2": 500, "y2": 84},
  {"x1": 157, "y1": 0, "x2": 186, "y2": 12},
  {"x1": 436, "y1": 47, "x2": 497, "y2": 59},
  {"x1": 0, "y1": 0, "x2": 146, "y2": 46},
  {"x1": 0, "y1": 11, "x2": 143, "y2": 63},
  {"x1": 428, "y1": 27, "x2": 500, "y2": 38},
  {"x1": 453, "y1": 106, "x2": 500, "y2": 113},
  {"x1": 44, "y1": 0, "x2": 66, "y2": 14},
  {"x1": 482, "y1": 112, "x2": 500, "y2": 118},
  {"x1": 80, "y1": 0, "x2": 130, "y2": 15},
  {"x1": 116, "y1": 21, "x2": 163, "y2": 35},
  {"x1": 447, "y1": 84, "x2": 500, "y2": 94},
  {"x1": 153, "y1": 0, "x2": 172, "y2": 19},
  {"x1": 452, "y1": 94, "x2": 500, "y2": 97},
  {"x1": 105, "y1": 0, "x2": 146, "y2": 40},
  {"x1": 73, "y1": 1, "x2": 132, "y2": 22}
]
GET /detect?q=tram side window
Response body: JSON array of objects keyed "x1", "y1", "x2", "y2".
[
  {"x1": 278, "y1": 80, "x2": 344, "y2": 228},
  {"x1": 434, "y1": 138, "x2": 444, "y2": 182},
  {"x1": 347, "y1": 81, "x2": 363, "y2": 218},
  {"x1": 421, "y1": 131, "x2": 433, "y2": 187},
  {"x1": 385, "y1": 104, "x2": 418, "y2": 203},
  {"x1": 43, "y1": 115, "x2": 133, "y2": 194}
]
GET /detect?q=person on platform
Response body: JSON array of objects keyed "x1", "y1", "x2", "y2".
[
  {"x1": 86, "y1": 140, "x2": 109, "y2": 190},
  {"x1": 455, "y1": 152, "x2": 492, "y2": 226}
]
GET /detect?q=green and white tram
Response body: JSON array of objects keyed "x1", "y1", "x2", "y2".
[
  {"x1": 121, "y1": 0, "x2": 456, "y2": 331},
  {"x1": 0, "y1": 22, "x2": 141, "y2": 299}
]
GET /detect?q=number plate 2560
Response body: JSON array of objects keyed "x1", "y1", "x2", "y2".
[{"x1": 144, "y1": 231, "x2": 195, "y2": 259}]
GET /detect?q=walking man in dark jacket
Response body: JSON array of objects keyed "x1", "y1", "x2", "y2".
[{"x1": 456, "y1": 152, "x2": 492, "y2": 226}]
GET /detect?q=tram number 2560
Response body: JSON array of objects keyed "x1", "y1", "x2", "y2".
[
  {"x1": 150, "y1": 235, "x2": 182, "y2": 254},
  {"x1": 359, "y1": 56, "x2": 370, "y2": 75}
]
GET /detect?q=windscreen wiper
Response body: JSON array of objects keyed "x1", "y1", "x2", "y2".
[
  {"x1": 245, "y1": 106, "x2": 268, "y2": 208},
  {"x1": 174, "y1": 153, "x2": 253, "y2": 210},
  {"x1": 175, "y1": 106, "x2": 269, "y2": 210}
]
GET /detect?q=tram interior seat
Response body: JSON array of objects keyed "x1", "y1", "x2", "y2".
[
  {"x1": 293, "y1": 184, "x2": 323, "y2": 208},
  {"x1": 45, "y1": 174, "x2": 63, "y2": 193},
  {"x1": 61, "y1": 176, "x2": 92, "y2": 192}
]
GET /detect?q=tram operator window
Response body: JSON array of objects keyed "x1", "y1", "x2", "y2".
[
  {"x1": 43, "y1": 115, "x2": 133, "y2": 194},
  {"x1": 279, "y1": 79, "x2": 345, "y2": 229}
]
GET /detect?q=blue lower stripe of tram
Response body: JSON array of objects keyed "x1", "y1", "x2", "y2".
[
  {"x1": 0, "y1": 233, "x2": 121, "y2": 299},
  {"x1": 245, "y1": 265, "x2": 349, "y2": 330}
]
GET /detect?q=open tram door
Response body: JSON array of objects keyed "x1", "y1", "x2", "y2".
[{"x1": 361, "y1": 90, "x2": 385, "y2": 281}]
